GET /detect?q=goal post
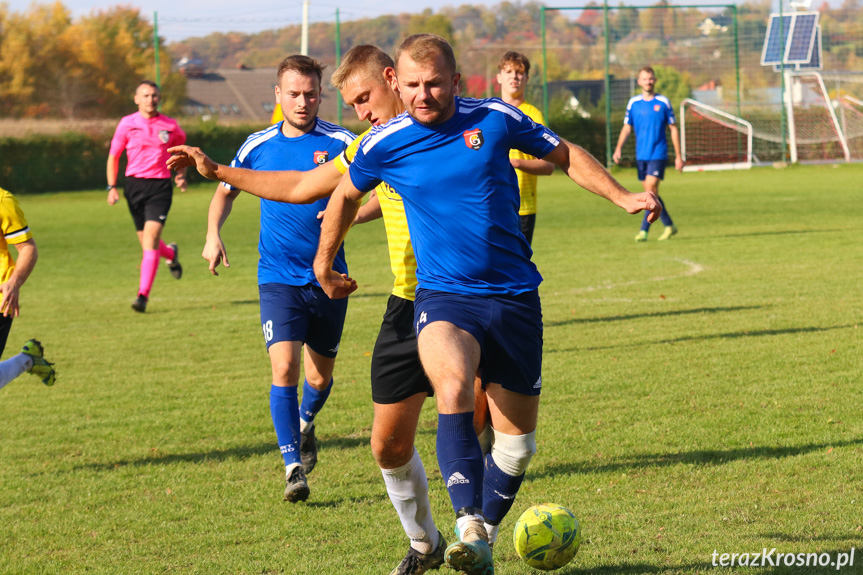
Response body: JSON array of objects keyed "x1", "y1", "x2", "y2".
[{"x1": 680, "y1": 98, "x2": 752, "y2": 170}]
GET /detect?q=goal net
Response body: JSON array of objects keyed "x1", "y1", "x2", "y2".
[{"x1": 680, "y1": 99, "x2": 752, "y2": 170}]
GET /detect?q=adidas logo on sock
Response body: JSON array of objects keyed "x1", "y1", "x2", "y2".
[{"x1": 447, "y1": 472, "x2": 470, "y2": 488}]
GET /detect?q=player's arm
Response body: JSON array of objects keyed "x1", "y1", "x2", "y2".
[
  {"x1": 612, "y1": 124, "x2": 632, "y2": 164},
  {"x1": 353, "y1": 191, "x2": 382, "y2": 225},
  {"x1": 313, "y1": 172, "x2": 363, "y2": 299},
  {"x1": 167, "y1": 145, "x2": 340, "y2": 204},
  {"x1": 203, "y1": 184, "x2": 241, "y2": 276},
  {"x1": 106, "y1": 153, "x2": 121, "y2": 205},
  {"x1": 511, "y1": 158, "x2": 554, "y2": 175},
  {"x1": 543, "y1": 139, "x2": 661, "y2": 223},
  {"x1": 669, "y1": 124, "x2": 685, "y2": 172},
  {"x1": 0, "y1": 238, "x2": 37, "y2": 318}
]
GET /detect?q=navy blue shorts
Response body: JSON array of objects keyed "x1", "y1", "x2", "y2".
[
  {"x1": 636, "y1": 160, "x2": 666, "y2": 181},
  {"x1": 259, "y1": 283, "x2": 348, "y2": 357},
  {"x1": 413, "y1": 288, "x2": 543, "y2": 396}
]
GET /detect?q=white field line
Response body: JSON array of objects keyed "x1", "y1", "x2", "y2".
[{"x1": 551, "y1": 259, "x2": 705, "y2": 296}]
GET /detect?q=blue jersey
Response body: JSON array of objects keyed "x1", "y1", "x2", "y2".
[
  {"x1": 226, "y1": 119, "x2": 354, "y2": 286},
  {"x1": 623, "y1": 94, "x2": 675, "y2": 161},
  {"x1": 348, "y1": 97, "x2": 560, "y2": 296}
]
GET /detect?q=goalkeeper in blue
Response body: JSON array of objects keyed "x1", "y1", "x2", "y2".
[
  {"x1": 612, "y1": 65, "x2": 684, "y2": 242},
  {"x1": 314, "y1": 34, "x2": 661, "y2": 575}
]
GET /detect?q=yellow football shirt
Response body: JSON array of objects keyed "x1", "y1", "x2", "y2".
[
  {"x1": 0, "y1": 187, "x2": 33, "y2": 284},
  {"x1": 334, "y1": 129, "x2": 418, "y2": 301},
  {"x1": 511, "y1": 101, "x2": 546, "y2": 216}
]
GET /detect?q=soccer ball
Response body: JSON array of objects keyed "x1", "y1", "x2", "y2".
[{"x1": 512, "y1": 503, "x2": 581, "y2": 571}]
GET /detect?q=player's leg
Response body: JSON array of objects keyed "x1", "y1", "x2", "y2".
[
  {"x1": 477, "y1": 290, "x2": 543, "y2": 547},
  {"x1": 415, "y1": 289, "x2": 491, "y2": 574},
  {"x1": 130, "y1": 178, "x2": 173, "y2": 311},
  {"x1": 260, "y1": 283, "x2": 309, "y2": 501},
  {"x1": 370, "y1": 295, "x2": 445, "y2": 574},
  {"x1": 519, "y1": 214, "x2": 536, "y2": 246},
  {"x1": 650, "y1": 169, "x2": 677, "y2": 240},
  {"x1": 299, "y1": 285, "x2": 349, "y2": 473},
  {"x1": 635, "y1": 161, "x2": 651, "y2": 241}
]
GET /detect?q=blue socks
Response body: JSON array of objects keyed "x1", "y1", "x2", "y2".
[
  {"x1": 299, "y1": 378, "x2": 332, "y2": 424},
  {"x1": 437, "y1": 412, "x2": 484, "y2": 512},
  {"x1": 483, "y1": 453, "x2": 525, "y2": 525},
  {"x1": 641, "y1": 195, "x2": 673, "y2": 231},
  {"x1": 270, "y1": 384, "x2": 301, "y2": 467}
]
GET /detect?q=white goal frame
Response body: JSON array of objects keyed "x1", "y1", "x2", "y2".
[{"x1": 680, "y1": 99, "x2": 753, "y2": 171}]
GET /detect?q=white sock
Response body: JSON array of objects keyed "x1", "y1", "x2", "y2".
[
  {"x1": 285, "y1": 462, "x2": 301, "y2": 476},
  {"x1": 299, "y1": 417, "x2": 312, "y2": 434},
  {"x1": 484, "y1": 522, "x2": 500, "y2": 545},
  {"x1": 381, "y1": 448, "x2": 438, "y2": 555},
  {"x1": 0, "y1": 354, "x2": 33, "y2": 391},
  {"x1": 477, "y1": 423, "x2": 494, "y2": 457}
]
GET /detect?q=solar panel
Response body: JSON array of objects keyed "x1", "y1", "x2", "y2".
[
  {"x1": 761, "y1": 14, "x2": 793, "y2": 65},
  {"x1": 786, "y1": 13, "x2": 817, "y2": 62},
  {"x1": 798, "y1": 27, "x2": 822, "y2": 70},
  {"x1": 761, "y1": 12, "x2": 819, "y2": 66}
]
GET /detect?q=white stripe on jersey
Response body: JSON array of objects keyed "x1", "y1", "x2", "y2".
[
  {"x1": 361, "y1": 115, "x2": 413, "y2": 155},
  {"x1": 458, "y1": 98, "x2": 523, "y2": 122},
  {"x1": 313, "y1": 119, "x2": 356, "y2": 146},
  {"x1": 4, "y1": 227, "x2": 30, "y2": 240},
  {"x1": 235, "y1": 124, "x2": 281, "y2": 163}
]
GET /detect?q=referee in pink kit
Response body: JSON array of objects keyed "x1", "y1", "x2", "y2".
[{"x1": 106, "y1": 80, "x2": 187, "y2": 313}]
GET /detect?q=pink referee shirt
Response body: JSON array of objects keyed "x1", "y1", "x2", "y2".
[{"x1": 109, "y1": 112, "x2": 186, "y2": 179}]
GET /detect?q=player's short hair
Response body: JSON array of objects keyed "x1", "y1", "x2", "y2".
[
  {"x1": 498, "y1": 51, "x2": 530, "y2": 75},
  {"x1": 331, "y1": 45, "x2": 394, "y2": 90},
  {"x1": 277, "y1": 55, "x2": 325, "y2": 85},
  {"x1": 638, "y1": 66, "x2": 656, "y2": 77},
  {"x1": 396, "y1": 34, "x2": 456, "y2": 76},
  {"x1": 137, "y1": 80, "x2": 159, "y2": 92}
]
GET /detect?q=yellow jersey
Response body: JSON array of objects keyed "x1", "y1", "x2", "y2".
[
  {"x1": 510, "y1": 101, "x2": 546, "y2": 216},
  {"x1": 334, "y1": 129, "x2": 418, "y2": 301},
  {"x1": 0, "y1": 187, "x2": 33, "y2": 284}
]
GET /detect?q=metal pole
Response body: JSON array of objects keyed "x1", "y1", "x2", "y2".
[
  {"x1": 336, "y1": 8, "x2": 342, "y2": 125},
  {"x1": 603, "y1": 0, "x2": 612, "y2": 167},
  {"x1": 301, "y1": 1, "x2": 310, "y2": 55},
  {"x1": 541, "y1": 7, "x2": 548, "y2": 123},
  {"x1": 154, "y1": 11, "x2": 161, "y2": 89},
  {"x1": 778, "y1": 0, "x2": 787, "y2": 162}
]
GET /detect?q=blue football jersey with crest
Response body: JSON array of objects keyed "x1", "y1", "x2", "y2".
[
  {"x1": 623, "y1": 94, "x2": 675, "y2": 161},
  {"x1": 348, "y1": 97, "x2": 560, "y2": 296},
  {"x1": 225, "y1": 119, "x2": 355, "y2": 286}
]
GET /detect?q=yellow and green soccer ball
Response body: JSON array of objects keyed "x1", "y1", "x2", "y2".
[{"x1": 512, "y1": 503, "x2": 581, "y2": 571}]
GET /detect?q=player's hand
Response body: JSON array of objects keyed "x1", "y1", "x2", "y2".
[
  {"x1": 107, "y1": 188, "x2": 119, "y2": 206},
  {"x1": 174, "y1": 173, "x2": 188, "y2": 192},
  {"x1": 317, "y1": 270, "x2": 357, "y2": 299},
  {"x1": 612, "y1": 149, "x2": 622, "y2": 164},
  {"x1": 625, "y1": 191, "x2": 662, "y2": 223},
  {"x1": 167, "y1": 145, "x2": 220, "y2": 180},
  {"x1": 675, "y1": 156, "x2": 685, "y2": 173},
  {"x1": 0, "y1": 280, "x2": 21, "y2": 317},
  {"x1": 202, "y1": 235, "x2": 230, "y2": 276}
]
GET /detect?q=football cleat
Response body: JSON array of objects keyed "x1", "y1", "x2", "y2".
[
  {"x1": 634, "y1": 230, "x2": 648, "y2": 242},
  {"x1": 389, "y1": 531, "x2": 447, "y2": 575},
  {"x1": 284, "y1": 465, "x2": 310, "y2": 503},
  {"x1": 21, "y1": 339, "x2": 55, "y2": 386},
  {"x1": 658, "y1": 225, "x2": 678, "y2": 241},
  {"x1": 131, "y1": 294, "x2": 148, "y2": 313},
  {"x1": 166, "y1": 243, "x2": 182, "y2": 279},
  {"x1": 446, "y1": 517, "x2": 494, "y2": 575},
  {"x1": 300, "y1": 423, "x2": 318, "y2": 474}
]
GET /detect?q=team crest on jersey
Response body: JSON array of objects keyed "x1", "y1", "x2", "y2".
[
  {"x1": 314, "y1": 151, "x2": 329, "y2": 164},
  {"x1": 654, "y1": 104, "x2": 661, "y2": 112},
  {"x1": 158, "y1": 130, "x2": 170, "y2": 144},
  {"x1": 463, "y1": 128, "x2": 484, "y2": 150}
]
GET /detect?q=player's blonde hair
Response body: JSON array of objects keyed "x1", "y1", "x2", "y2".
[
  {"x1": 331, "y1": 45, "x2": 394, "y2": 91},
  {"x1": 395, "y1": 34, "x2": 456, "y2": 76}
]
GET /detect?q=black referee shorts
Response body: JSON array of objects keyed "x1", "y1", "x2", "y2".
[
  {"x1": 371, "y1": 295, "x2": 434, "y2": 404},
  {"x1": 124, "y1": 177, "x2": 173, "y2": 231}
]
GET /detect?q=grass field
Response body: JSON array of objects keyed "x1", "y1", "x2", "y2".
[{"x1": 2, "y1": 164, "x2": 862, "y2": 574}]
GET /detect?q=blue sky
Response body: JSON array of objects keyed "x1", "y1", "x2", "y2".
[{"x1": 4, "y1": 0, "x2": 827, "y2": 42}]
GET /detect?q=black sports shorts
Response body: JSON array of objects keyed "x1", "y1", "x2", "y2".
[
  {"x1": 371, "y1": 294, "x2": 434, "y2": 404},
  {"x1": 519, "y1": 213, "x2": 537, "y2": 246},
  {"x1": 0, "y1": 314, "x2": 12, "y2": 356},
  {"x1": 124, "y1": 177, "x2": 173, "y2": 231}
]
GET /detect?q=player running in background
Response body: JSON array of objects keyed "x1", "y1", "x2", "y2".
[
  {"x1": 170, "y1": 45, "x2": 449, "y2": 575},
  {"x1": 612, "y1": 66, "x2": 684, "y2": 242},
  {"x1": 0, "y1": 186, "x2": 55, "y2": 390},
  {"x1": 203, "y1": 56, "x2": 354, "y2": 503},
  {"x1": 107, "y1": 80, "x2": 187, "y2": 313},
  {"x1": 314, "y1": 34, "x2": 661, "y2": 575},
  {"x1": 496, "y1": 52, "x2": 554, "y2": 246}
]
